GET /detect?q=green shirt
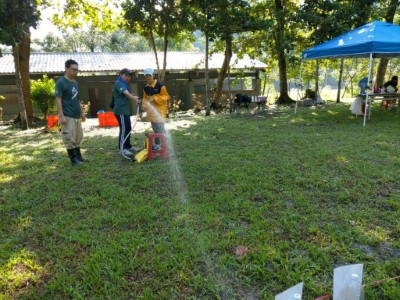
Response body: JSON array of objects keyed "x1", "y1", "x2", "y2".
[
  {"x1": 113, "y1": 80, "x2": 130, "y2": 115},
  {"x1": 55, "y1": 77, "x2": 81, "y2": 118}
]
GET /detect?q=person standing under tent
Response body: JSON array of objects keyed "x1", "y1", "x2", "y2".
[
  {"x1": 113, "y1": 68, "x2": 141, "y2": 156},
  {"x1": 358, "y1": 77, "x2": 368, "y2": 94},
  {"x1": 55, "y1": 59, "x2": 87, "y2": 166},
  {"x1": 141, "y1": 68, "x2": 170, "y2": 150}
]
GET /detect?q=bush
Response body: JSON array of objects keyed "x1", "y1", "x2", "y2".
[{"x1": 30, "y1": 75, "x2": 56, "y2": 118}]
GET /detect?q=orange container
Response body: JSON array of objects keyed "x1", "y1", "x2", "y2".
[
  {"x1": 97, "y1": 112, "x2": 118, "y2": 127},
  {"x1": 106, "y1": 112, "x2": 119, "y2": 126},
  {"x1": 47, "y1": 115, "x2": 59, "y2": 127},
  {"x1": 97, "y1": 112, "x2": 106, "y2": 127}
]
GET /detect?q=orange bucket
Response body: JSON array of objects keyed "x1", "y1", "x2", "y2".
[
  {"x1": 105, "y1": 112, "x2": 118, "y2": 126},
  {"x1": 47, "y1": 115, "x2": 59, "y2": 127},
  {"x1": 97, "y1": 111, "x2": 118, "y2": 127}
]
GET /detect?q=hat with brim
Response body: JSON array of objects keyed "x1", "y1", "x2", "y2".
[
  {"x1": 143, "y1": 68, "x2": 154, "y2": 76},
  {"x1": 120, "y1": 68, "x2": 133, "y2": 75}
]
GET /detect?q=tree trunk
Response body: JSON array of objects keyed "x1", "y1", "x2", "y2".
[
  {"x1": 274, "y1": 0, "x2": 294, "y2": 105},
  {"x1": 149, "y1": 29, "x2": 161, "y2": 79},
  {"x1": 160, "y1": 28, "x2": 169, "y2": 83},
  {"x1": 212, "y1": 37, "x2": 232, "y2": 105},
  {"x1": 275, "y1": 40, "x2": 293, "y2": 104},
  {"x1": 205, "y1": 32, "x2": 210, "y2": 116},
  {"x1": 336, "y1": 58, "x2": 344, "y2": 103},
  {"x1": 19, "y1": 33, "x2": 34, "y2": 123},
  {"x1": 315, "y1": 60, "x2": 319, "y2": 96},
  {"x1": 376, "y1": 58, "x2": 389, "y2": 88},
  {"x1": 13, "y1": 45, "x2": 28, "y2": 130},
  {"x1": 375, "y1": 0, "x2": 399, "y2": 86}
]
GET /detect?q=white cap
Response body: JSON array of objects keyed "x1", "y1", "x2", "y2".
[{"x1": 143, "y1": 68, "x2": 154, "y2": 76}]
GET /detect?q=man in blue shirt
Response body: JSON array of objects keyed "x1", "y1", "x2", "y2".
[{"x1": 113, "y1": 68, "x2": 141, "y2": 156}]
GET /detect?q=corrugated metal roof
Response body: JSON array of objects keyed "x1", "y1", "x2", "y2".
[{"x1": 0, "y1": 51, "x2": 267, "y2": 74}]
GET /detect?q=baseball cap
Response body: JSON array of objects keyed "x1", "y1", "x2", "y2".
[
  {"x1": 143, "y1": 68, "x2": 154, "y2": 76},
  {"x1": 120, "y1": 68, "x2": 133, "y2": 75}
]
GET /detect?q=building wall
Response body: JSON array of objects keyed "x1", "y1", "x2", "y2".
[{"x1": 0, "y1": 71, "x2": 261, "y2": 119}]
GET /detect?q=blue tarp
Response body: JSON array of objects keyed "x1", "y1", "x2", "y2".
[{"x1": 302, "y1": 20, "x2": 400, "y2": 60}]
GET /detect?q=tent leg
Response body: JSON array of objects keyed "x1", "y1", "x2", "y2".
[
  {"x1": 363, "y1": 96, "x2": 368, "y2": 126},
  {"x1": 363, "y1": 53, "x2": 373, "y2": 127},
  {"x1": 295, "y1": 62, "x2": 303, "y2": 114}
]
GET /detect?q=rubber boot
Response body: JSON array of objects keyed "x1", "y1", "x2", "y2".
[
  {"x1": 75, "y1": 147, "x2": 88, "y2": 162},
  {"x1": 67, "y1": 149, "x2": 82, "y2": 166}
]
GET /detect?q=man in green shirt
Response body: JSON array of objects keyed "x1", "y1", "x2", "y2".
[
  {"x1": 113, "y1": 68, "x2": 141, "y2": 156},
  {"x1": 55, "y1": 59, "x2": 87, "y2": 166}
]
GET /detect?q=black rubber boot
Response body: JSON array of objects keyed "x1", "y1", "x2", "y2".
[
  {"x1": 67, "y1": 149, "x2": 82, "y2": 166},
  {"x1": 74, "y1": 147, "x2": 88, "y2": 162}
]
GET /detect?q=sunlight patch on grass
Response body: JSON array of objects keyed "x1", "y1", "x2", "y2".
[
  {"x1": 166, "y1": 119, "x2": 197, "y2": 130},
  {"x1": 0, "y1": 174, "x2": 15, "y2": 183},
  {"x1": 365, "y1": 226, "x2": 392, "y2": 242},
  {"x1": 327, "y1": 110, "x2": 339, "y2": 115},
  {"x1": 16, "y1": 217, "x2": 32, "y2": 231},
  {"x1": 290, "y1": 118, "x2": 305, "y2": 124},
  {"x1": 305, "y1": 230, "x2": 332, "y2": 248},
  {"x1": 11, "y1": 129, "x2": 42, "y2": 137},
  {"x1": 173, "y1": 212, "x2": 192, "y2": 224},
  {"x1": 333, "y1": 155, "x2": 349, "y2": 163},
  {"x1": 19, "y1": 155, "x2": 35, "y2": 162},
  {"x1": 0, "y1": 249, "x2": 46, "y2": 297},
  {"x1": 29, "y1": 140, "x2": 53, "y2": 148}
]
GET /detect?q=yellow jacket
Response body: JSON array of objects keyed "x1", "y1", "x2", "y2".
[{"x1": 142, "y1": 80, "x2": 169, "y2": 122}]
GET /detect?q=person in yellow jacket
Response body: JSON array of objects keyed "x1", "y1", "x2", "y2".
[{"x1": 142, "y1": 68, "x2": 170, "y2": 149}]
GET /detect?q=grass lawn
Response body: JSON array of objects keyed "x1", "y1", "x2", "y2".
[{"x1": 1, "y1": 103, "x2": 399, "y2": 299}]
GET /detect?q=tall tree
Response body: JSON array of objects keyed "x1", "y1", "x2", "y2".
[
  {"x1": 188, "y1": 0, "x2": 264, "y2": 106},
  {"x1": 299, "y1": 0, "x2": 377, "y2": 101},
  {"x1": 0, "y1": 0, "x2": 40, "y2": 128},
  {"x1": 238, "y1": 0, "x2": 299, "y2": 105},
  {"x1": 51, "y1": 0, "x2": 122, "y2": 53},
  {"x1": 375, "y1": 0, "x2": 400, "y2": 87},
  {"x1": 32, "y1": 33, "x2": 71, "y2": 52},
  {"x1": 183, "y1": 0, "x2": 213, "y2": 114},
  {"x1": 123, "y1": 0, "x2": 193, "y2": 82}
]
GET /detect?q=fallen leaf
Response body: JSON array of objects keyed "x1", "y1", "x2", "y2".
[{"x1": 235, "y1": 246, "x2": 249, "y2": 258}]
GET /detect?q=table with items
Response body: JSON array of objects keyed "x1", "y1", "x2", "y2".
[
  {"x1": 351, "y1": 93, "x2": 400, "y2": 116},
  {"x1": 357, "y1": 93, "x2": 400, "y2": 126}
]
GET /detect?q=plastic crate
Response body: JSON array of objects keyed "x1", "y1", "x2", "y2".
[{"x1": 97, "y1": 111, "x2": 118, "y2": 127}]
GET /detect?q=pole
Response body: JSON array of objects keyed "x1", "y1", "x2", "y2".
[
  {"x1": 295, "y1": 61, "x2": 303, "y2": 114},
  {"x1": 363, "y1": 53, "x2": 373, "y2": 126}
]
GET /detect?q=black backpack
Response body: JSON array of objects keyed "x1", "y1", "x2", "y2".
[{"x1": 109, "y1": 95, "x2": 115, "y2": 109}]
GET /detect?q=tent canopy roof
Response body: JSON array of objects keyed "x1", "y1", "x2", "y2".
[{"x1": 302, "y1": 20, "x2": 400, "y2": 60}]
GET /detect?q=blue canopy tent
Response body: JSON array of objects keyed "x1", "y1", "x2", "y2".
[{"x1": 299, "y1": 20, "x2": 400, "y2": 126}]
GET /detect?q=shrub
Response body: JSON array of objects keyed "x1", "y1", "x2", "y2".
[
  {"x1": 30, "y1": 75, "x2": 56, "y2": 119},
  {"x1": 167, "y1": 96, "x2": 182, "y2": 117}
]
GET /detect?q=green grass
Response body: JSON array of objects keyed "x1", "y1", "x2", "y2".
[{"x1": 1, "y1": 102, "x2": 400, "y2": 299}]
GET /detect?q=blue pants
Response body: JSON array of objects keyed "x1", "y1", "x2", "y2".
[
  {"x1": 115, "y1": 114, "x2": 132, "y2": 150},
  {"x1": 151, "y1": 122, "x2": 165, "y2": 145}
]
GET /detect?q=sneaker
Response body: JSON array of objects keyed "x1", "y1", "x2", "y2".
[
  {"x1": 128, "y1": 146, "x2": 141, "y2": 153},
  {"x1": 122, "y1": 149, "x2": 133, "y2": 156},
  {"x1": 152, "y1": 145, "x2": 161, "y2": 151}
]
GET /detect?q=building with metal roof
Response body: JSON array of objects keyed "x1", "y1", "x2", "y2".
[{"x1": 0, "y1": 52, "x2": 267, "y2": 118}]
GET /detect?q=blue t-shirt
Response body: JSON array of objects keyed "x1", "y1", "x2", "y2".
[
  {"x1": 113, "y1": 78, "x2": 130, "y2": 115},
  {"x1": 55, "y1": 77, "x2": 81, "y2": 118}
]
